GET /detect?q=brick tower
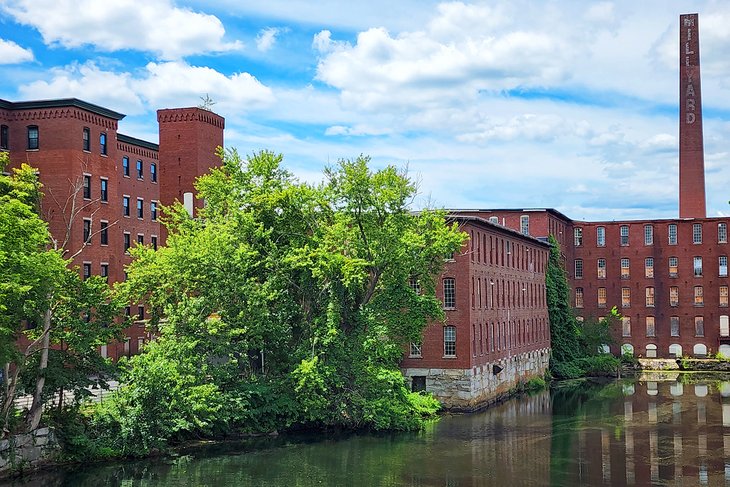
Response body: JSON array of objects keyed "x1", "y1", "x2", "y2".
[
  {"x1": 679, "y1": 13, "x2": 706, "y2": 218},
  {"x1": 157, "y1": 107, "x2": 224, "y2": 222}
]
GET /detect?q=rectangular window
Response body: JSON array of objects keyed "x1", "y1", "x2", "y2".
[
  {"x1": 83, "y1": 218, "x2": 91, "y2": 244},
  {"x1": 151, "y1": 162, "x2": 157, "y2": 183},
  {"x1": 124, "y1": 232, "x2": 131, "y2": 253},
  {"x1": 720, "y1": 256, "x2": 728, "y2": 277},
  {"x1": 598, "y1": 287, "x2": 607, "y2": 308},
  {"x1": 444, "y1": 326, "x2": 456, "y2": 357},
  {"x1": 151, "y1": 236, "x2": 158, "y2": 251},
  {"x1": 83, "y1": 262, "x2": 91, "y2": 280},
  {"x1": 668, "y1": 224, "x2": 678, "y2": 245},
  {"x1": 0, "y1": 125, "x2": 8, "y2": 149},
  {"x1": 137, "y1": 234, "x2": 144, "y2": 245},
  {"x1": 27, "y1": 125, "x2": 38, "y2": 150},
  {"x1": 670, "y1": 316, "x2": 680, "y2": 337},
  {"x1": 669, "y1": 256, "x2": 678, "y2": 277},
  {"x1": 138, "y1": 306, "x2": 145, "y2": 321},
  {"x1": 123, "y1": 196, "x2": 130, "y2": 217},
  {"x1": 136, "y1": 159, "x2": 143, "y2": 179},
  {"x1": 100, "y1": 263, "x2": 109, "y2": 278},
  {"x1": 720, "y1": 223, "x2": 728, "y2": 244},
  {"x1": 694, "y1": 286, "x2": 704, "y2": 306},
  {"x1": 694, "y1": 256, "x2": 703, "y2": 277},
  {"x1": 443, "y1": 278, "x2": 455, "y2": 309},
  {"x1": 693, "y1": 223, "x2": 702, "y2": 244},
  {"x1": 695, "y1": 316, "x2": 704, "y2": 337},
  {"x1": 646, "y1": 316, "x2": 656, "y2": 337},
  {"x1": 597, "y1": 258, "x2": 606, "y2": 279},
  {"x1": 137, "y1": 198, "x2": 144, "y2": 219},
  {"x1": 620, "y1": 225, "x2": 629, "y2": 246},
  {"x1": 520, "y1": 215, "x2": 529, "y2": 236},
  {"x1": 575, "y1": 287, "x2": 584, "y2": 308},
  {"x1": 596, "y1": 226, "x2": 605, "y2": 247},
  {"x1": 83, "y1": 127, "x2": 90, "y2": 151},
  {"x1": 409, "y1": 277, "x2": 421, "y2": 294},
  {"x1": 722, "y1": 315, "x2": 730, "y2": 337},
  {"x1": 621, "y1": 287, "x2": 630, "y2": 308},
  {"x1": 622, "y1": 317, "x2": 631, "y2": 337},
  {"x1": 100, "y1": 178, "x2": 108, "y2": 202},
  {"x1": 100, "y1": 133, "x2": 107, "y2": 155},
  {"x1": 83, "y1": 174, "x2": 91, "y2": 199},
  {"x1": 620, "y1": 258, "x2": 630, "y2": 279},
  {"x1": 646, "y1": 287, "x2": 655, "y2": 307},
  {"x1": 151, "y1": 201, "x2": 158, "y2": 221},
  {"x1": 100, "y1": 221, "x2": 108, "y2": 245},
  {"x1": 722, "y1": 286, "x2": 729, "y2": 307},
  {"x1": 645, "y1": 257, "x2": 654, "y2": 278},
  {"x1": 644, "y1": 225, "x2": 653, "y2": 245},
  {"x1": 574, "y1": 227, "x2": 583, "y2": 247},
  {"x1": 670, "y1": 286, "x2": 679, "y2": 307},
  {"x1": 409, "y1": 342, "x2": 422, "y2": 357},
  {"x1": 123, "y1": 156, "x2": 130, "y2": 177},
  {"x1": 574, "y1": 259, "x2": 583, "y2": 279}
]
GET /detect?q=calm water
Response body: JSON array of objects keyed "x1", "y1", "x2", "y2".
[{"x1": 6, "y1": 374, "x2": 730, "y2": 486}]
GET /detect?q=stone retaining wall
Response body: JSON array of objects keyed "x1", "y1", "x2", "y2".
[
  {"x1": 403, "y1": 348, "x2": 550, "y2": 411},
  {"x1": 0, "y1": 427, "x2": 59, "y2": 477}
]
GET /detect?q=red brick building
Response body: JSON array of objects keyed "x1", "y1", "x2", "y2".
[
  {"x1": 0, "y1": 97, "x2": 224, "y2": 359},
  {"x1": 401, "y1": 215, "x2": 551, "y2": 410}
]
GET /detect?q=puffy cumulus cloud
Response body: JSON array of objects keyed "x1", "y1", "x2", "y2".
[
  {"x1": 315, "y1": 20, "x2": 568, "y2": 112},
  {"x1": 17, "y1": 63, "x2": 144, "y2": 114},
  {"x1": 256, "y1": 27, "x2": 287, "y2": 52},
  {"x1": 138, "y1": 61, "x2": 274, "y2": 110},
  {"x1": 0, "y1": 38, "x2": 33, "y2": 64},
  {"x1": 2, "y1": 0, "x2": 241, "y2": 60},
  {"x1": 456, "y1": 114, "x2": 569, "y2": 143},
  {"x1": 16, "y1": 61, "x2": 273, "y2": 115}
]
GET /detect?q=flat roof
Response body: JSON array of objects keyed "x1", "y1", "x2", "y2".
[
  {"x1": 446, "y1": 207, "x2": 573, "y2": 223},
  {"x1": 0, "y1": 97, "x2": 126, "y2": 120},
  {"x1": 117, "y1": 133, "x2": 159, "y2": 151},
  {"x1": 447, "y1": 213, "x2": 551, "y2": 247}
]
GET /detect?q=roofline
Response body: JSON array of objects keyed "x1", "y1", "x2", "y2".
[
  {"x1": 117, "y1": 133, "x2": 159, "y2": 151},
  {"x1": 445, "y1": 207, "x2": 573, "y2": 223},
  {"x1": 446, "y1": 214, "x2": 551, "y2": 247},
  {"x1": 0, "y1": 98, "x2": 125, "y2": 121}
]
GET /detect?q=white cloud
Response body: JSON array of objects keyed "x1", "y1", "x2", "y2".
[
  {"x1": 16, "y1": 61, "x2": 273, "y2": 116},
  {"x1": 0, "y1": 38, "x2": 33, "y2": 64},
  {"x1": 2, "y1": 0, "x2": 241, "y2": 59},
  {"x1": 256, "y1": 27, "x2": 285, "y2": 52}
]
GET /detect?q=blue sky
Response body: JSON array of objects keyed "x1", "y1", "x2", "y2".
[{"x1": 2, "y1": 0, "x2": 730, "y2": 221}]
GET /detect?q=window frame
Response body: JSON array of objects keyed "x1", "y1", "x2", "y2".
[
  {"x1": 596, "y1": 226, "x2": 605, "y2": 247},
  {"x1": 668, "y1": 224, "x2": 678, "y2": 245},
  {"x1": 100, "y1": 178, "x2": 108, "y2": 202},
  {"x1": 136, "y1": 159, "x2": 143, "y2": 179},
  {"x1": 82, "y1": 174, "x2": 91, "y2": 200},
  {"x1": 520, "y1": 215, "x2": 529, "y2": 236},
  {"x1": 720, "y1": 256, "x2": 728, "y2": 277},
  {"x1": 0, "y1": 125, "x2": 8, "y2": 150},
  {"x1": 669, "y1": 256, "x2": 679, "y2": 277},
  {"x1": 645, "y1": 316, "x2": 656, "y2": 337},
  {"x1": 644, "y1": 225, "x2": 653, "y2": 245},
  {"x1": 598, "y1": 287, "x2": 607, "y2": 308},
  {"x1": 574, "y1": 227, "x2": 583, "y2": 247},
  {"x1": 123, "y1": 232, "x2": 131, "y2": 253},
  {"x1": 82, "y1": 218, "x2": 91, "y2": 244},
  {"x1": 122, "y1": 156, "x2": 130, "y2": 177},
  {"x1": 100, "y1": 132, "x2": 107, "y2": 155},
  {"x1": 644, "y1": 257, "x2": 654, "y2": 278},
  {"x1": 82, "y1": 127, "x2": 90, "y2": 151},
  {"x1": 670, "y1": 316, "x2": 680, "y2": 337},
  {"x1": 443, "y1": 326, "x2": 456, "y2": 357},
  {"x1": 694, "y1": 256, "x2": 703, "y2": 277},
  {"x1": 123, "y1": 195, "x2": 130, "y2": 217},
  {"x1": 575, "y1": 287, "x2": 584, "y2": 308},
  {"x1": 151, "y1": 162, "x2": 157, "y2": 183},
  {"x1": 597, "y1": 258, "x2": 606, "y2": 279},
  {"x1": 621, "y1": 287, "x2": 631, "y2": 308},
  {"x1": 670, "y1": 286, "x2": 679, "y2": 307},
  {"x1": 100, "y1": 220, "x2": 108, "y2": 246},
  {"x1": 719, "y1": 223, "x2": 728, "y2": 244},
  {"x1": 693, "y1": 223, "x2": 703, "y2": 244},
  {"x1": 137, "y1": 197, "x2": 144, "y2": 219},
  {"x1": 574, "y1": 259, "x2": 583, "y2": 279},
  {"x1": 620, "y1": 225, "x2": 629, "y2": 246},
  {"x1": 443, "y1": 278, "x2": 456, "y2": 309},
  {"x1": 620, "y1": 258, "x2": 630, "y2": 279},
  {"x1": 694, "y1": 286, "x2": 704, "y2": 306},
  {"x1": 27, "y1": 125, "x2": 39, "y2": 150}
]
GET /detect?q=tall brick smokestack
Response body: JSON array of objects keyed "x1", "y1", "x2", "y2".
[{"x1": 679, "y1": 13, "x2": 706, "y2": 218}]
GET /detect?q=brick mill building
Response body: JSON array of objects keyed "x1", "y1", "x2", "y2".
[
  {"x1": 403, "y1": 13, "x2": 720, "y2": 407},
  {"x1": 0, "y1": 98, "x2": 224, "y2": 359}
]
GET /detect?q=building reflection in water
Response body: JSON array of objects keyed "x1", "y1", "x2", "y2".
[{"x1": 556, "y1": 376, "x2": 730, "y2": 486}]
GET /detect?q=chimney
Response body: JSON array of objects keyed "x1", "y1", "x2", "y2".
[{"x1": 678, "y1": 13, "x2": 706, "y2": 218}]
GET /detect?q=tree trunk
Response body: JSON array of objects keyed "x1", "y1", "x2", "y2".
[{"x1": 26, "y1": 306, "x2": 51, "y2": 431}]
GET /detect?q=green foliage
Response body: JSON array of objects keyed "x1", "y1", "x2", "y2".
[
  {"x1": 546, "y1": 236, "x2": 620, "y2": 379},
  {"x1": 97, "y1": 150, "x2": 460, "y2": 455}
]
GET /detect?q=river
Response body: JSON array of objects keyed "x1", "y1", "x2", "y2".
[{"x1": 4, "y1": 374, "x2": 730, "y2": 486}]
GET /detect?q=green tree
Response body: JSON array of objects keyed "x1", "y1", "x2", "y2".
[
  {"x1": 109, "y1": 150, "x2": 464, "y2": 452},
  {"x1": 0, "y1": 153, "x2": 122, "y2": 434}
]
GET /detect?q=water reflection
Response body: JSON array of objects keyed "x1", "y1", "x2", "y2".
[{"x1": 6, "y1": 376, "x2": 730, "y2": 486}]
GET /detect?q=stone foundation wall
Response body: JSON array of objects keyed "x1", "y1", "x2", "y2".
[
  {"x1": 403, "y1": 348, "x2": 550, "y2": 411},
  {"x1": 0, "y1": 427, "x2": 59, "y2": 477}
]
